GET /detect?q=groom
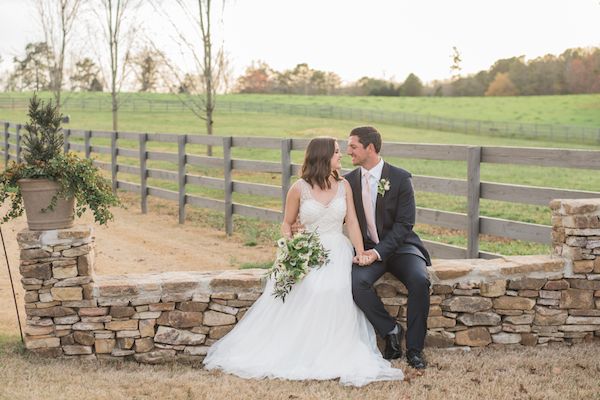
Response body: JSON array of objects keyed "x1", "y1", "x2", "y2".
[{"x1": 345, "y1": 126, "x2": 431, "y2": 369}]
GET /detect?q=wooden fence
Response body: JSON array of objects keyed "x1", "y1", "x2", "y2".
[{"x1": 2, "y1": 120, "x2": 600, "y2": 260}]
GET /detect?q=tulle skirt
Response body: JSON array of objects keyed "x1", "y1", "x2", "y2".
[{"x1": 203, "y1": 232, "x2": 404, "y2": 387}]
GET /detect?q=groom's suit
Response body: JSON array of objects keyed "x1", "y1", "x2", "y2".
[{"x1": 346, "y1": 161, "x2": 432, "y2": 353}]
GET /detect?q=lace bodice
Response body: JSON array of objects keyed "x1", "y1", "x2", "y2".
[{"x1": 298, "y1": 179, "x2": 346, "y2": 235}]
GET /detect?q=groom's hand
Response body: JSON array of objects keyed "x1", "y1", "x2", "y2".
[{"x1": 359, "y1": 250, "x2": 379, "y2": 266}]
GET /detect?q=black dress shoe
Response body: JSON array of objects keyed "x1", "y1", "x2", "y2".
[
  {"x1": 406, "y1": 349, "x2": 427, "y2": 369},
  {"x1": 383, "y1": 324, "x2": 404, "y2": 360}
]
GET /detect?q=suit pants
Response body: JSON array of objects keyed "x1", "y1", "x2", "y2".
[{"x1": 352, "y1": 253, "x2": 430, "y2": 352}]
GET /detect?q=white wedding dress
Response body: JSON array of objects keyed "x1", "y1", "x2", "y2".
[{"x1": 203, "y1": 179, "x2": 404, "y2": 386}]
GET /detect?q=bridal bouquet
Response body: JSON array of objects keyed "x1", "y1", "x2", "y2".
[{"x1": 268, "y1": 230, "x2": 330, "y2": 302}]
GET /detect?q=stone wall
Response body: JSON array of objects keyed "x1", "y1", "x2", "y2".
[{"x1": 17, "y1": 199, "x2": 600, "y2": 363}]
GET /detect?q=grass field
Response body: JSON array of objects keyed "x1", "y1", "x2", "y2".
[
  {"x1": 2, "y1": 91, "x2": 600, "y2": 127},
  {"x1": 1, "y1": 91, "x2": 599, "y2": 256}
]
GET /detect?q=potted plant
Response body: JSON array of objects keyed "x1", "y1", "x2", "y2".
[{"x1": 0, "y1": 95, "x2": 121, "y2": 230}]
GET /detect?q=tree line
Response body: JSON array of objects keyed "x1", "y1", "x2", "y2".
[{"x1": 235, "y1": 47, "x2": 600, "y2": 97}]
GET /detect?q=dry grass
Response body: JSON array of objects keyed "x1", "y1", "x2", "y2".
[{"x1": 1, "y1": 339, "x2": 599, "y2": 400}]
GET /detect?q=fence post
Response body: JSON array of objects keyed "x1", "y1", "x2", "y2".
[
  {"x1": 64, "y1": 128, "x2": 71, "y2": 154},
  {"x1": 281, "y1": 138, "x2": 292, "y2": 212},
  {"x1": 177, "y1": 135, "x2": 187, "y2": 224},
  {"x1": 84, "y1": 130, "x2": 91, "y2": 159},
  {"x1": 467, "y1": 146, "x2": 481, "y2": 258},
  {"x1": 139, "y1": 133, "x2": 147, "y2": 214},
  {"x1": 15, "y1": 124, "x2": 21, "y2": 163},
  {"x1": 223, "y1": 136, "x2": 233, "y2": 235},
  {"x1": 110, "y1": 131, "x2": 118, "y2": 192},
  {"x1": 3, "y1": 122, "x2": 8, "y2": 168}
]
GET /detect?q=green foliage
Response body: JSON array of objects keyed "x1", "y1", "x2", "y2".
[
  {"x1": 0, "y1": 95, "x2": 121, "y2": 225},
  {"x1": 22, "y1": 95, "x2": 63, "y2": 164},
  {"x1": 268, "y1": 231, "x2": 330, "y2": 301}
]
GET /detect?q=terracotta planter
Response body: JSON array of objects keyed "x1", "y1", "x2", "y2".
[{"x1": 17, "y1": 179, "x2": 74, "y2": 230}]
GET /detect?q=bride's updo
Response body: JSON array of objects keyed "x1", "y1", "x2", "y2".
[{"x1": 301, "y1": 136, "x2": 341, "y2": 190}]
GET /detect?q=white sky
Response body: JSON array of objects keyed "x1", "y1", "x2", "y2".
[{"x1": 1, "y1": 0, "x2": 599, "y2": 84}]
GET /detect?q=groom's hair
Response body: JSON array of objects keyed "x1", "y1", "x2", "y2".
[{"x1": 349, "y1": 126, "x2": 382, "y2": 153}]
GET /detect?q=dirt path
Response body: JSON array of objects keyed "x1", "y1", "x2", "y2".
[{"x1": 0, "y1": 196, "x2": 276, "y2": 337}]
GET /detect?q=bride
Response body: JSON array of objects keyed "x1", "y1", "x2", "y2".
[{"x1": 203, "y1": 137, "x2": 404, "y2": 386}]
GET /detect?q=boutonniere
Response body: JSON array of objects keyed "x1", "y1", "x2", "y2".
[{"x1": 377, "y1": 178, "x2": 391, "y2": 197}]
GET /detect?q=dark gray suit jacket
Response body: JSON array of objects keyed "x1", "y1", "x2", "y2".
[{"x1": 345, "y1": 162, "x2": 432, "y2": 266}]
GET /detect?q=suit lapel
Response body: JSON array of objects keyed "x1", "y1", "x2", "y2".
[
  {"x1": 350, "y1": 168, "x2": 368, "y2": 236},
  {"x1": 375, "y1": 162, "x2": 390, "y2": 235}
]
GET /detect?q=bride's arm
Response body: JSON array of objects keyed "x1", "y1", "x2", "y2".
[
  {"x1": 281, "y1": 181, "x2": 301, "y2": 239},
  {"x1": 343, "y1": 179, "x2": 365, "y2": 254}
]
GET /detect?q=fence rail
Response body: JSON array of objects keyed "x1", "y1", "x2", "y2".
[
  {"x1": 1, "y1": 97, "x2": 599, "y2": 145},
  {"x1": 2, "y1": 120, "x2": 600, "y2": 260}
]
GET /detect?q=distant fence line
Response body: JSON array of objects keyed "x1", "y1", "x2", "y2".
[
  {"x1": 3, "y1": 120, "x2": 600, "y2": 260},
  {"x1": 1, "y1": 96, "x2": 599, "y2": 145}
]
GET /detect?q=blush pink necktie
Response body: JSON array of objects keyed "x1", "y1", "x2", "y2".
[{"x1": 362, "y1": 172, "x2": 379, "y2": 244}]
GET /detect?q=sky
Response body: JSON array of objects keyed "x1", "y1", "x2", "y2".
[{"x1": 1, "y1": 0, "x2": 599, "y2": 85}]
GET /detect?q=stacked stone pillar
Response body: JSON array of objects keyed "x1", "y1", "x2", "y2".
[{"x1": 19, "y1": 226, "x2": 95, "y2": 358}]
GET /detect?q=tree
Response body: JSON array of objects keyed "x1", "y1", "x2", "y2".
[
  {"x1": 36, "y1": 0, "x2": 83, "y2": 110},
  {"x1": 236, "y1": 60, "x2": 273, "y2": 93},
  {"x1": 153, "y1": 0, "x2": 228, "y2": 155},
  {"x1": 485, "y1": 72, "x2": 518, "y2": 96},
  {"x1": 132, "y1": 47, "x2": 164, "y2": 92},
  {"x1": 10, "y1": 42, "x2": 52, "y2": 91},
  {"x1": 70, "y1": 57, "x2": 103, "y2": 91},
  {"x1": 400, "y1": 73, "x2": 423, "y2": 96},
  {"x1": 95, "y1": 0, "x2": 141, "y2": 130},
  {"x1": 450, "y1": 46, "x2": 462, "y2": 80}
]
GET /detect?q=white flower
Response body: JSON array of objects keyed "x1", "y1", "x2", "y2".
[{"x1": 377, "y1": 178, "x2": 391, "y2": 197}]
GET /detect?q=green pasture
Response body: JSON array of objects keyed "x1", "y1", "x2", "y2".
[
  {"x1": 1, "y1": 91, "x2": 599, "y2": 256},
  {"x1": 2, "y1": 91, "x2": 600, "y2": 127}
]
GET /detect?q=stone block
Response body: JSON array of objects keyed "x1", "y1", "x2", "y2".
[
  {"x1": 149, "y1": 303, "x2": 176, "y2": 312},
  {"x1": 183, "y1": 346, "x2": 210, "y2": 356},
  {"x1": 62, "y1": 244, "x2": 92, "y2": 257},
  {"x1": 20, "y1": 248, "x2": 52, "y2": 260},
  {"x1": 20, "y1": 263, "x2": 52, "y2": 280},
  {"x1": 427, "y1": 316, "x2": 456, "y2": 329},
  {"x1": 95, "y1": 339, "x2": 116, "y2": 354},
  {"x1": 565, "y1": 316, "x2": 600, "y2": 325},
  {"x1": 63, "y1": 345, "x2": 93, "y2": 355},
  {"x1": 25, "y1": 337, "x2": 61, "y2": 349},
  {"x1": 139, "y1": 319, "x2": 156, "y2": 338},
  {"x1": 534, "y1": 306, "x2": 568, "y2": 326},
  {"x1": 573, "y1": 260, "x2": 595, "y2": 274},
  {"x1": 454, "y1": 327, "x2": 491, "y2": 347},
  {"x1": 105, "y1": 319, "x2": 138, "y2": 331},
  {"x1": 52, "y1": 265, "x2": 78, "y2": 279},
  {"x1": 493, "y1": 296, "x2": 536, "y2": 310},
  {"x1": 544, "y1": 280, "x2": 569, "y2": 290},
  {"x1": 79, "y1": 307, "x2": 109, "y2": 317},
  {"x1": 73, "y1": 322, "x2": 104, "y2": 331},
  {"x1": 24, "y1": 325, "x2": 54, "y2": 336},
  {"x1": 457, "y1": 312, "x2": 501, "y2": 326},
  {"x1": 560, "y1": 289, "x2": 594, "y2": 309},
  {"x1": 77, "y1": 252, "x2": 94, "y2": 276},
  {"x1": 504, "y1": 314, "x2": 534, "y2": 325},
  {"x1": 203, "y1": 311, "x2": 236, "y2": 326},
  {"x1": 208, "y1": 303, "x2": 238, "y2": 315},
  {"x1": 480, "y1": 280, "x2": 506, "y2": 297},
  {"x1": 441, "y1": 297, "x2": 492, "y2": 313},
  {"x1": 157, "y1": 310, "x2": 203, "y2": 328},
  {"x1": 54, "y1": 315, "x2": 80, "y2": 324},
  {"x1": 176, "y1": 302, "x2": 208, "y2": 312},
  {"x1": 209, "y1": 324, "x2": 235, "y2": 339},
  {"x1": 73, "y1": 331, "x2": 95, "y2": 346},
  {"x1": 520, "y1": 333, "x2": 538, "y2": 346},
  {"x1": 110, "y1": 306, "x2": 136, "y2": 318},
  {"x1": 508, "y1": 278, "x2": 547, "y2": 291},
  {"x1": 568, "y1": 279, "x2": 600, "y2": 291},
  {"x1": 154, "y1": 326, "x2": 205, "y2": 345},
  {"x1": 116, "y1": 330, "x2": 140, "y2": 338},
  {"x1": 134, "y1": 337, "x2": 154, "y2": 353},
  {"x1": 50, "y1": 287, "x2": 83, "y2": 301},
  {"x1": 425, "y1": 331, "x2": 455, "y2": 348},
  {"x1": 492, "y1": 332, "x2": 521, "y2": 344},
  {"x1": 375, "y1": 283, "x2": 397, "y2": 298},
  {"x1": 134, "y1": 349, "x2": 176, "y2": 364},
  {"x1": 27, "y1": 306, "x2": 76, "y2": 318}
]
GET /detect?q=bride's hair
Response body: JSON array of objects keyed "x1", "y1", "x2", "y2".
[{"x1": 301, "y1": 137, "x2": 341, "y2": 190}]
